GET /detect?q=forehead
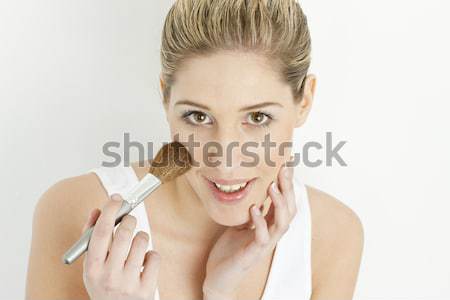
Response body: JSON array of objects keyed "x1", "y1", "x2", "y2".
[{"x1": 170, "y1": 51, "x2": 293, "y2": 108}]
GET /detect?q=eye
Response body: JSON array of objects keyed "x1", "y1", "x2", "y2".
[
  {"x1": 246, "y1": 111, "x2": 274, "y2": 127},
  {"x1": 181, "y1": 110, "x2": 213, "y2": 126}
]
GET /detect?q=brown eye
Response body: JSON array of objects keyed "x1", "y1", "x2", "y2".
[
  {"x1": 194, "y1": 112, "x2": 206, "y2": 122},
  {"x1": 247, "y1": 112, "x2": 272, "y2": 126},
  {"x1": 183, "y1": 111, "x2": 212, "y2": 125}
]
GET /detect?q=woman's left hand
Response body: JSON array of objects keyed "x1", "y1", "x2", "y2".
[{"x1": 202, "y1": 164, "x2": 297, "y2": 300}]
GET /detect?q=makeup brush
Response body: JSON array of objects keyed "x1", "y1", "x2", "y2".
[{"x1": 62, "y1": 141, "x2": 192, "y2": 265}]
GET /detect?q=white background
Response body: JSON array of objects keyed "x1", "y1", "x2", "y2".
[{"x1": 1, "y1": 0, "x2": 449, "y2": 299}]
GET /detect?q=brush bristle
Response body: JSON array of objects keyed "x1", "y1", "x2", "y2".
[{"x1": 148, "y1": 141, "x2": 192, "y2": 183}]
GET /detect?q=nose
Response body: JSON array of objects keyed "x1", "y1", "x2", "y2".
[{"x1": 207, "y1": 127, "x2": 247, "y2": 172}]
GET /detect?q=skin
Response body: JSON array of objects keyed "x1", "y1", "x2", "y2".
[{"x1": 25, "y1": 51, "x2": 364, "y2": 300}]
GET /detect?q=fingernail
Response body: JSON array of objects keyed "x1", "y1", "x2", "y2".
[
  {"x1": 271, "y1": 181, "x2": 281, "y2": 194},
  {"x1": 111, "y1": 194, "x2": 122, "y2": 201},
  {"x1": 252, "y1": 205, "x2": 261, "y2": 216}
]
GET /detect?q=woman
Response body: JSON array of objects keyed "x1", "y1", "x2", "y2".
[{"x1": 26, "y1": 0, "x2": 364, "y2": 299}]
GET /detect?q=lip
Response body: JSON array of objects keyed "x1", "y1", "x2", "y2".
[{"x1": 203, "y1": 175, "x2": 257, "y2": 205}]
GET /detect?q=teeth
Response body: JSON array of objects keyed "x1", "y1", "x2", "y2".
[{"x1": 214, "y1": 181, "x2": 248, "y2": 193}]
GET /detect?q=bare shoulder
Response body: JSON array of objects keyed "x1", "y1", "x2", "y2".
[
  {"x1": 32, "y1": 172, "x2": 109, "y2": 236},
  {"x1": 306, "y1": 186, "x2": 364, "y2": 241},
  {"x1": 306, "y1": 185, "x2": 364, "y2": 298},
  {"x1": 26, "y1": 171, "x2": 109, "y2": 300}
]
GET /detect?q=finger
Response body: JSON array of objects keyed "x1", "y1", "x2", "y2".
[
  {"x1": 87, "y1": 194, "x2": 124, "y2": 268},
  {"x1": 106, "y1": 214, "x2": 138, "y2": 270},
  {"x1": 81, "y1": 208, "x2": 101, "y2": 233},
  {"x1": 81, "y1": 208, "x2": 103, "y2": 276},
  {"x1": 250, "y1": 205, "x2": 270, "y2": 246},
  {"x1": 235, "y1": 205, "x2": 271, "y2": 270},
  {"x1": 140, "y1": 251, "x2": 161, "y2": 295},
  {"x1": 278, "y1": 165, "x2": 297, "y2": 216},
  {"x1": 82, "y1": 209, "x2": 101, "y2": 273},
  {"x1": 261, "y1": 196, "x2": 271, "y2": 217},
  {"x1": 267, "y1": 181, "x2": 290, "y2": 238},
  {"x1": 124, "y1": 231, "x2": 150, "y2": 277},
  {"x1": 265, "y1": 199, "x2": 275, "y2": 227}
]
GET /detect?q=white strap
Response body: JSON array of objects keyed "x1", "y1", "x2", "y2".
[
  {"x1": 88, "y1": 165, "x2": 153, "y2": 243},
  {"x1": 89, "y1": 166, "x2": 139, "y2": 197},
  {"x1": 261, "y1": 166, "x2": 312, "y2": 300}
]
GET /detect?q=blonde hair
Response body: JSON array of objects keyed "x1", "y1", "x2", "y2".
[{"x1": 160, "y1": 0, "x2": 311, "y2": 103}]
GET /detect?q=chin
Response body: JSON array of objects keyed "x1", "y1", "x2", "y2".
[
  {"x1": 208, "y1": 208, "x2": 251, "y2": 226},
  {"x1": 201, "y1": 189, "x2": 267, "y2": 227}
]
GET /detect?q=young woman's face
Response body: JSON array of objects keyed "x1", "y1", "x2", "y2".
[{"x1": 164, "y1": 51, "x2": 312, "y2": 226}]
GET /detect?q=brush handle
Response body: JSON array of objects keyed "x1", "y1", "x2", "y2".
[
  {"x1": 62, "y1": 200, "x2": 133, "y2": 265},
  {"x1": 61, "y1": 173, "x2": 162, "y2": 265}
]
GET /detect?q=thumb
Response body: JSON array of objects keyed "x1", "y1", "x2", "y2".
[{"x1": 81, "y1": 208, "x2": 101, "y2": 233}]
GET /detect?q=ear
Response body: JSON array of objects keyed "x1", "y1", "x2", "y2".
[{"x1": 294, "y1": 74, "x2": 317, "y2": 128}]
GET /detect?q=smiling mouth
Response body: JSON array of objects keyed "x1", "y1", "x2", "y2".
[
  {"x1": 212, "y1": 181, "x2": 249, "y2": 193},
  {"x1": 203, "y1": 175, "x2": 257, "y2": 204}
]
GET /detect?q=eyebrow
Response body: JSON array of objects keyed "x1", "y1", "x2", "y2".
[{"x1": 174, "y1": 99, "x2": 283, "y2": 111}]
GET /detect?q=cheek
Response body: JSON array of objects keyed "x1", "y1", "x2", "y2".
[
  {"x1": 256, "y1": 134, "x2": 294, "y2": 169},
  {"x1": 184, "y1": 171, "x2": 201, "y2": 194}
]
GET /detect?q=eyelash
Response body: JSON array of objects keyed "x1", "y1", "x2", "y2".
[
  {"x1": 181, "y1": 110, "x2": 275, "y2": 128},
  {"x1": 181, "y1": 110, "x2": 213, "y2": 127},
  {"x1": 247, "y1": 111, "x2": 274, "y2": 128}
]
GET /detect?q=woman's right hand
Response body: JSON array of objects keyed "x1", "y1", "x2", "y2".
[{"x1": 81, "y1": 194, "x2": 161, "y2": 300}]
